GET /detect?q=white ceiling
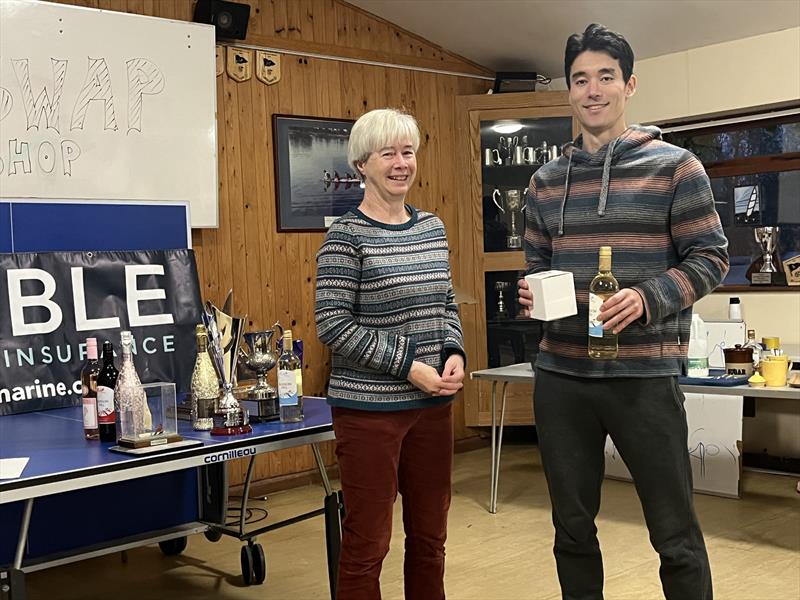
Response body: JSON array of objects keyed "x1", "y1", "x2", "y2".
[{"x1": 348, "y1": 0, "x2": 800, "y2": 80}]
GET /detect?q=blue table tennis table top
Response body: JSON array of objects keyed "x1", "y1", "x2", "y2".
[{"x1": 0, "y1": 397, "x2": 334, "y2": 503}]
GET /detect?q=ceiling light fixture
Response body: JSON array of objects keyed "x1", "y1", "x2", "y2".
[{"x1": 492, "y1": 121, "x2": 523, "y2": 134}]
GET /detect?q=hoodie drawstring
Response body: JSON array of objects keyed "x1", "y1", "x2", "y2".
[
  {"x1": 558, "y1": 151, "x2": 573, "y2": 236},
  {"x1": 598, "y1": 137, "x2": 618, "y2": 217}
]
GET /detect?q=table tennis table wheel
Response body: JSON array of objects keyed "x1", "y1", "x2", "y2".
[
  {"x1": 252, "y1": 543, "x2": 267, "y2": 584},
  {"x1": 241, "y1": 542, "x2": 266, "y2": 586},
  {"x1": 158, "y1": 536, "x2": 188, "y2": 556},
  {"x1": 241, "y1": 545, "x2": 254, "y2": 585}
]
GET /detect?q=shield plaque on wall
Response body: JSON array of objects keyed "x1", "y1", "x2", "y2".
[
  {"x1": 216, "y1": 45, "x2": 224, "y2": 77},
  {"x1": 256, "y1": 51, "x2": 281, "y2": 85},
  {"x1": 226, "y1": 47, "x2": 252, "y2": 82}
]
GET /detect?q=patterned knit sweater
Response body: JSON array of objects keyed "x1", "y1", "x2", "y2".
[
  {"x1": 315, "y1": 205, "x2": 465, "y2": 410},
  {"x1": 525, "y1": 125, "x2": 729, "y2": 378}
]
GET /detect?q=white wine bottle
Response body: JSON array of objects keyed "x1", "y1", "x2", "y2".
[
  {"x1": 277, "y1": 329, "x2": 303, "y2": 423},
  {"x1": 588, "y1": 246, "x2": 619, "y2": 359}
]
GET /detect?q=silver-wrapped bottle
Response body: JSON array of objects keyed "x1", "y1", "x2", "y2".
[{"x1": 114, "y1": 330, "x2": 150, "y2": 440}]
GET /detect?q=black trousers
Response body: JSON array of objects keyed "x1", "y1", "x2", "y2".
[{"x1": 534, "y1": 368, "x2": 713, "y2": 600}]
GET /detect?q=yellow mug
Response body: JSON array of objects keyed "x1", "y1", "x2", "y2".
[{"x1": 760, "y1": 357, "x2": 791, "y2": 387}]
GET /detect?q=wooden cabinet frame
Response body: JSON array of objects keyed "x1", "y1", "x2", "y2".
[{"x1": 454, "y1": 91, "x2": 576, "y2": 427}]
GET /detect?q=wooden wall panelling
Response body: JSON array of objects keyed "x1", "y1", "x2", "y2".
[{"x1": 55, "y1": 0, "x2": 491, "y2": 486}]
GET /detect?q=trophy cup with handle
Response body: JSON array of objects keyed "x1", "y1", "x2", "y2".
[
  {"x1": 492, "y1": 189, "x2": 524, "y2": 249},
  {"x1": 203, "y1": 299, "x2": 252, "y2": 435},
  {"x1": 240, "y1": 322, "x2": 283, "y2": 421},
  {"x1": 751, "y1": 226, "x2": 781, "y2": 285}
]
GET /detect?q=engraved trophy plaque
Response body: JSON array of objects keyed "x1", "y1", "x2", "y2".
[
  {"x1": 751, "y1": 226, "x2": 780, "y2": 285},
  {"x1": 492, "y1": 189, "x2": 524, "y2": 249},
  {"x1": 203, "y1": 300, "x2": 252, "y2": 435},
  {"x1": 240, "y1": 322, "x2": 283, "y2": 421}
]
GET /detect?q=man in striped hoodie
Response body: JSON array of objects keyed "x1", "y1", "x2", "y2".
[{"x1": 517, "y1": 24, "x2": 728, "y2": 600}]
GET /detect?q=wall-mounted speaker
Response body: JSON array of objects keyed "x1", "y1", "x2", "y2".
[{"x1": 193, "y1": 0, "x2": 250, "y2": 40}]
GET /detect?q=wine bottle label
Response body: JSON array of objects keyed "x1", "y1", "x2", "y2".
[
  {"x1": 278, "y1": 368, "x2": 298, "y2": 406},
  {"x1": 83, "y1": 398, "x2": 98, "y2": 428},
  {"x1": 96, "y1": 386, "x2": 116, "y2": 423},
  {"x1": 295, "y1": 368, "x2": 303, "y2": 396},
  {"x1": 588, "y1": 293, "x2": 604, "y2": 338}
]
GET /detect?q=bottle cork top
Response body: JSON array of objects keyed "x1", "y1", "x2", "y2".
[{"x1": 599, "y1": 246, "x2": 612, "y2": 255}]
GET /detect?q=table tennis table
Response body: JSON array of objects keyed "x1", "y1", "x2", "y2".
[{"x1": 0, "y1": 397, "x2": 341, "y2": 599}]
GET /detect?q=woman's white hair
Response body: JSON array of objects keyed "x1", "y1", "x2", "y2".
[{"x1": 347, "y1": 108, "x2": 420, "y2": 174}]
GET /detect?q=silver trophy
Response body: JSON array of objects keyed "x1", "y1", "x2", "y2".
[
  {"x1": 202, "y1": 295, "x2": 251, "y2": 435},
  {"x1": 492, "y1": 189, "x2": 524, "y2": 248},
  {"x1": 239, "y1": 322, "x2": 283, "y2": 421},
  {"x1": 494, "y1": 281, "x2": 510, "y2": 318},
  {"x1": 752, "y1": 226, "x2": 780, "y2": 285}
]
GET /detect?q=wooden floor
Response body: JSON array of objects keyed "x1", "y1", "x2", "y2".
[{"x1": 26, "y1": 442, "x2": 800, "y2": 600}]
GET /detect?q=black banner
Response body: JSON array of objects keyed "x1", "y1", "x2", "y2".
[{"x1": 0, "y1": 249, "x2": 202, "y2": 415}]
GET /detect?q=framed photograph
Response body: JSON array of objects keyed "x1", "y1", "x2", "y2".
[{"x1": 272, "y1": 115, "x2": 361, "y2": 232}]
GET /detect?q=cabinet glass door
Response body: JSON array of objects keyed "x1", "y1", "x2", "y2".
[{"x1": 481, "y1": 117, "x2": 572, "y2": 253}]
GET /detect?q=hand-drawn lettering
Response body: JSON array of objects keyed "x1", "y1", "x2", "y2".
[
  {"x1": 125, "y1": 58, "x2": 164, "y2": 133},
  {"x1": 0, "y1": 87, "x2": 12, "y2": 122},
  {"x1": 11, "y1": 58, "x2": 67, "y2": 132},
  {"x1": 70, "y1": 57, "x2": 118, "y2": 131}
]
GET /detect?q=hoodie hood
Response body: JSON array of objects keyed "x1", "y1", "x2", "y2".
[{"x1": 556, "y1": 125, "x2": 662, "y2": 235}]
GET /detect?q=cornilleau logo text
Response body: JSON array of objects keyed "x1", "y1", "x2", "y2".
[{"x1": 204, "y1": 447, "x2": 257, "y2": 463}]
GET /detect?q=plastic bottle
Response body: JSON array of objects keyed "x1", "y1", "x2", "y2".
[
  {"x1": 728, "y1": 297, "x2": 743, "y2": 321},
  {"x1": 688, "y1": 313, "x2": 710, "y2": 377}
]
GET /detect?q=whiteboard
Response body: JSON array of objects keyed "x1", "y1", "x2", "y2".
[
  {"x1": 0, "y1": 0, "x2": 218, "y2": 227},
  {"x1": 605, "y1": 392, "x2": 743, "y2": 498}
]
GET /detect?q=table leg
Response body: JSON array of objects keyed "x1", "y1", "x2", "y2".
[
  {"x1": 490, "y1": 382, "x2": 509, "y2": 514},
  {"x1": 312, "y1": 443, "x2": 342, "y2": 600},
  {"x1": 489, "y1": 381, "x2": 498, "y2": 513}
]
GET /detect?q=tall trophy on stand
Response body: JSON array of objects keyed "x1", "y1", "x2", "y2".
[
  {"x1": 492, "y1": 189, "x2": 524, "y2": 249},
  {"x1": 750, "y1": 226, "x2": 782, "y2": 285},
  {"x1": 203, "y1": 298, "x2": 252, "y2": 435},
  {"x1": 240, "y1": 322, "x2": 283, "y2": 421}
]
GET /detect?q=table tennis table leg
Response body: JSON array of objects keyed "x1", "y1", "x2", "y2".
[
  {"x1": 311, "y1": 443, "x2": 343, "y2": 600},
  {"x1": 1, "y1": 498, "x2": 34, "y2": 599}
]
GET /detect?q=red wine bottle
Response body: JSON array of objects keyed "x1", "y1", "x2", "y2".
[
  {"x1": 96, "y1": 340, "x2": 119, "y2": 442},
  {"x1": 81, "y1": 338, "x2": 100, "y2": 440}
]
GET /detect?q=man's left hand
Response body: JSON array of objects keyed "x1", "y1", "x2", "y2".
[
  {"x1": 598, "y1": 289, "x2": 644, "y2": 334},
  {"x1": 442, "y1": 353, "x2": 465, "y2": 385}
]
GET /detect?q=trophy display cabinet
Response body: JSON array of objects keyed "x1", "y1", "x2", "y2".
[{"x1": 454, "y1": 91, "x2": 577, "y2": 427}]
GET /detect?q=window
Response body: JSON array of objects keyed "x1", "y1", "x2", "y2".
[{"x1": 663, "y1": 112, "x2": 800, "y2": 287}]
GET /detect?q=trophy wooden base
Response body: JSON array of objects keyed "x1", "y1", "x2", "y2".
[
  {"x1": 211, "y1": 423, "x2": 252, "y2": 435},
  {"x1": 117, "y1": 433, "x2": 183, "y2": 448}
]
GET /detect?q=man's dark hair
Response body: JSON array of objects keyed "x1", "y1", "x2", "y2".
[{"x1": 564, "y1": 23, "x2": 634, "y2": 88}]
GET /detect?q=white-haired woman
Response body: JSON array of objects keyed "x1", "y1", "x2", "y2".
[{"x1": 315, "y1": 108, "x2": 466, "y2": 599}]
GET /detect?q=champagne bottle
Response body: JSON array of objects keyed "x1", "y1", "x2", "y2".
[
  {"x1": 115, "y1": 331, "x2": 150, "y2": 440},
  {"x1": 96, "y1": 340, "x2": 119, "y2": 442},
  {"x1": 278, "y1": 329, "x2": 303, "y2": 423},
  {"x1": 81, "y1": 337, "x2": 100, "y2": 440},
  {"x1": 588, "y1": 246, "x2": 619, "y2": 359},
  {"x1": 191, "y1": 324, "x2": 218, "y2": 431}
]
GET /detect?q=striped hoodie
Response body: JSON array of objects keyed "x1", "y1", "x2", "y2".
[
  {"x1": 315, "y1": 205, "x2": 465, "y2": 410},
  {"x1": 525, "y1": 125, "x2": 729, "y2": 378}
]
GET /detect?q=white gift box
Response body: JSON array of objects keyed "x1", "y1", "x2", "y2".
[{"x1": 525, "y1": 270, "x2": 578, "y2": 321}]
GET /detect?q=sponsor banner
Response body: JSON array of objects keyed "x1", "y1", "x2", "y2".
[{"x1": 0, "y1": 249, "x2": 202, "y2": 415}]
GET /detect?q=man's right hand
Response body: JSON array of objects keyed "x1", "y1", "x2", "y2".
[
  {"x1": 517, "y1": 278, "x2": 533, "y2": 318},
  {"x1": 408, "y1": 361, "x2": 463, "y2": 397}
]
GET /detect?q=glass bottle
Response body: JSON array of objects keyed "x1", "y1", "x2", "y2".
[
  {"x1": 588, "y1": 246, "x2": 619, "y2": 359},
  {"x1": 743, "y1": 329, "x2": 762, "y2": 368},
  {"x1": 81, "y1": 337, "x2": 100, "y2": 440},
  {"x1": 277, "y1": 329, "x2": 303, "y2": 423},
  {"x1": 114, "y1": 330, "x2": 149, "y2": 441},
  {"x1": 96, "y1": 340, "x2": 119, "y2": 442},
  {"x1": 191, "y1": 324, "x2": 218, "y2": 431}
]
